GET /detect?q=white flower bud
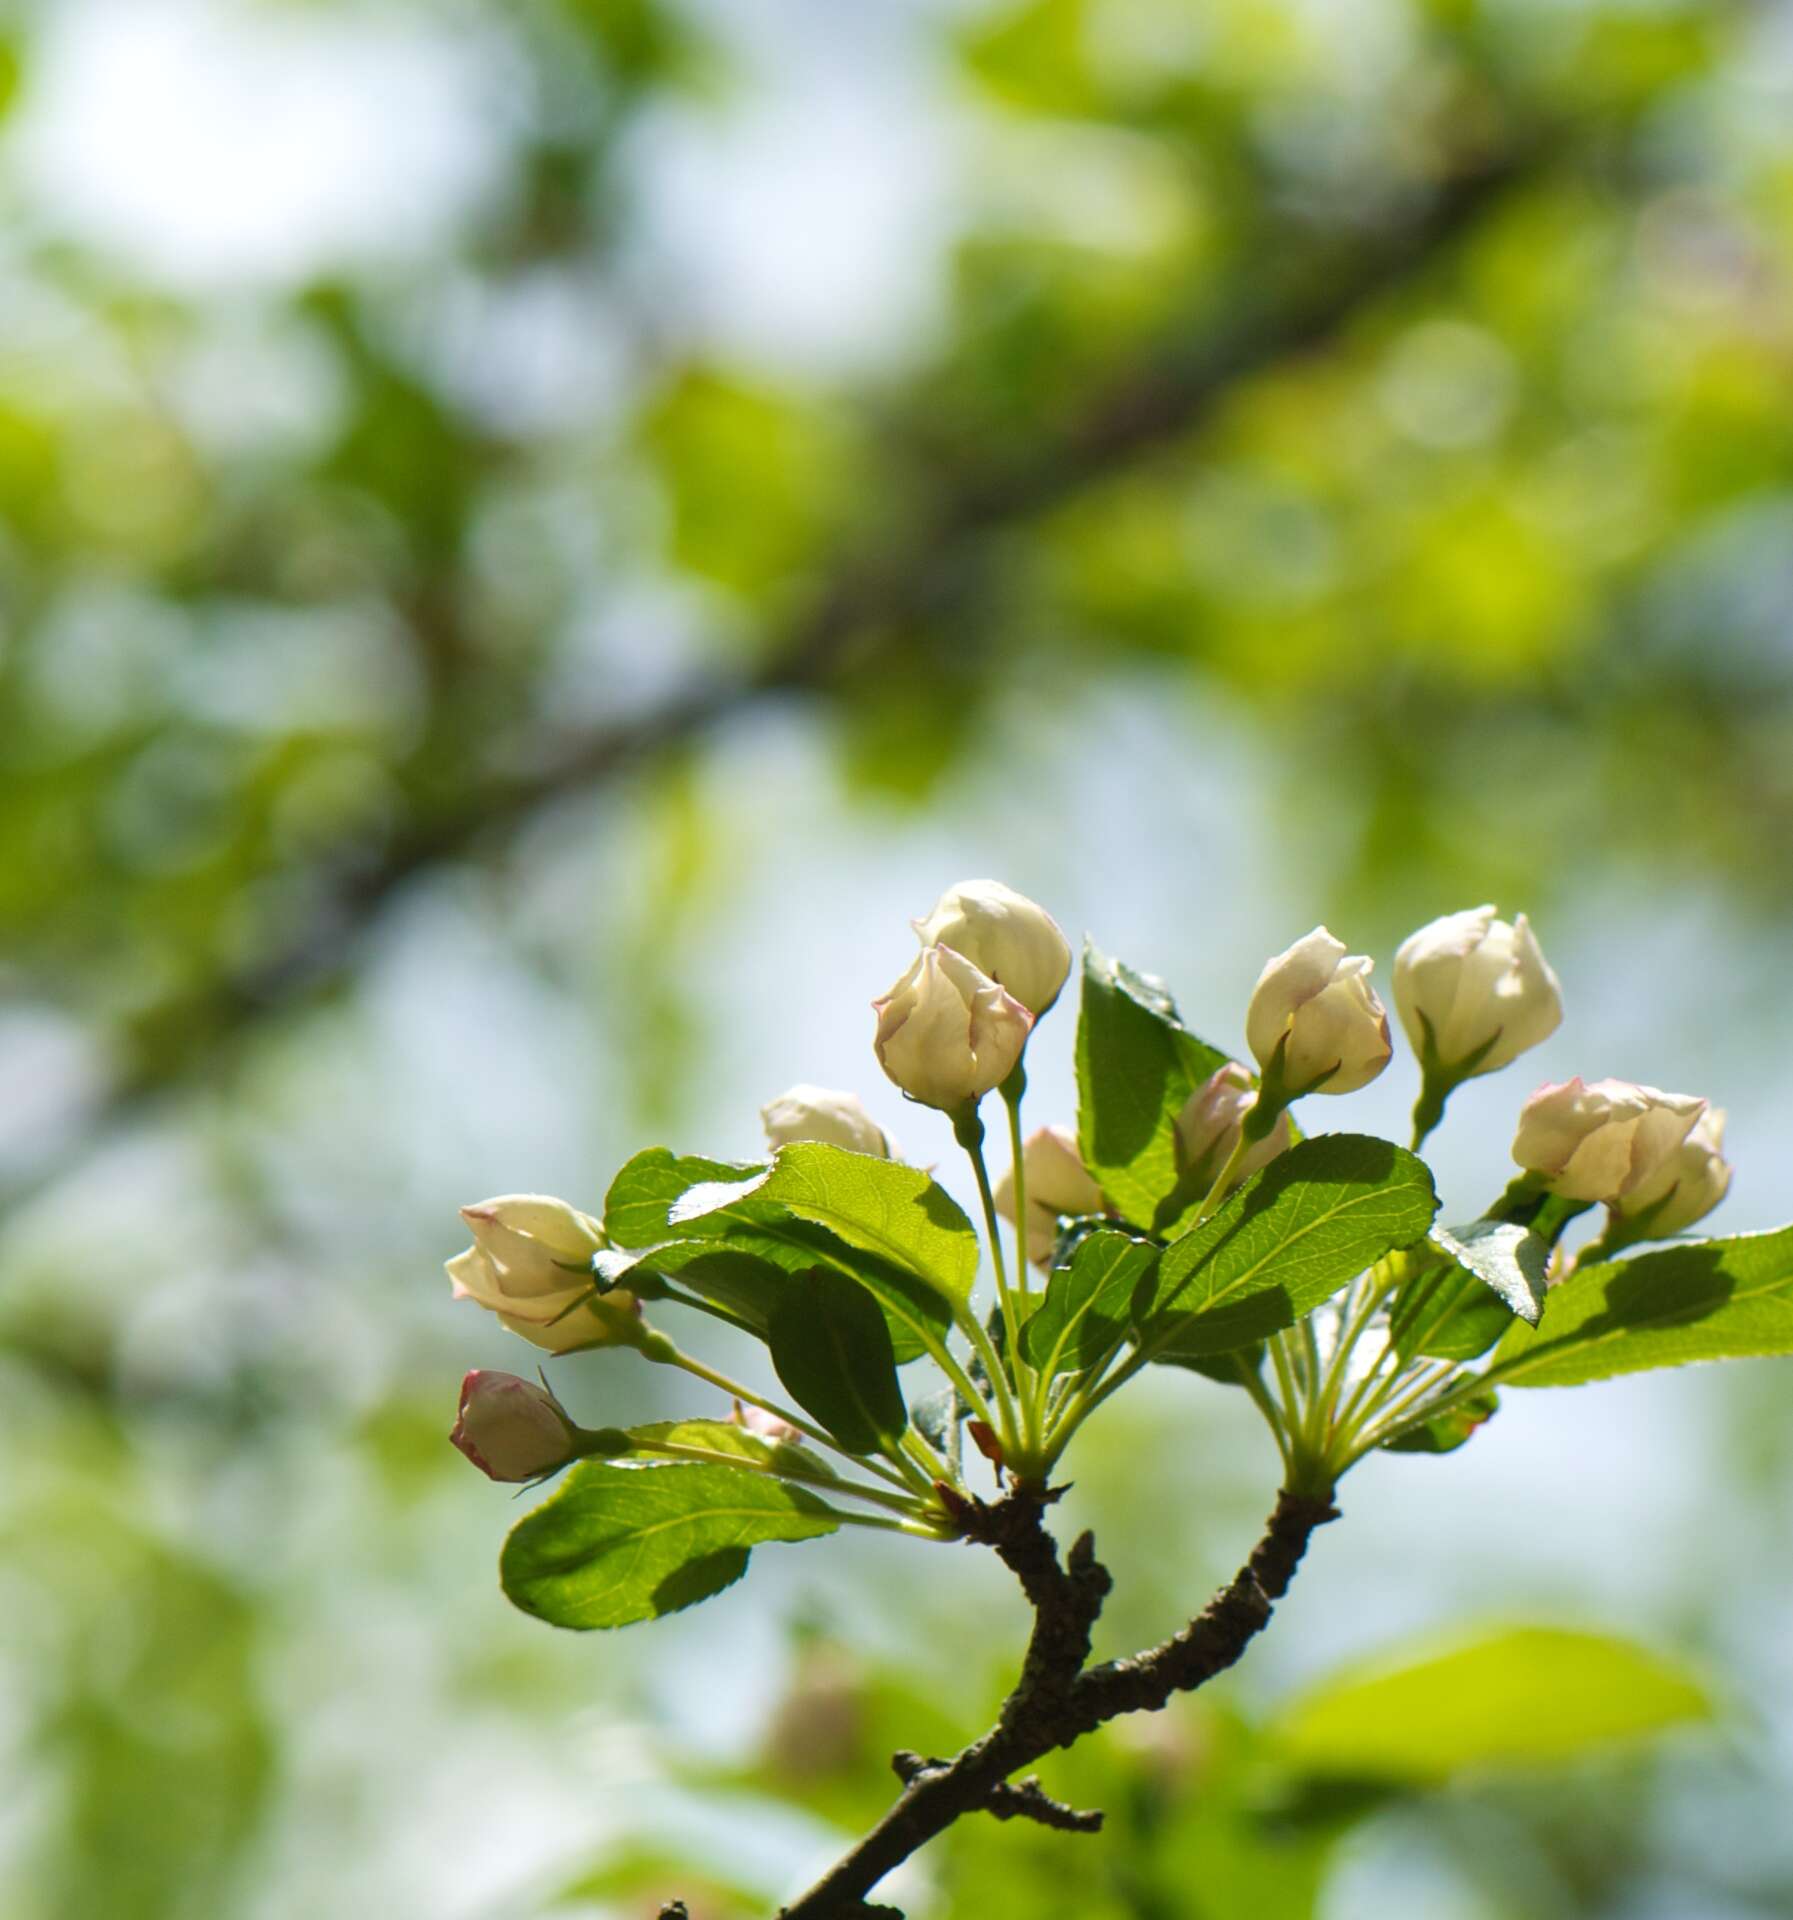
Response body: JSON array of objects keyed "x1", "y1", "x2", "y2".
[
  {"x1": 730, "y1": 1400, "x2": 806, "y2": 1445},
  {"x1": 1612, "y1": 1104, "x2": 1732, "y2": 1234},
  {"x1": 872, "y1": 944, "x2": 1032, "y2": 1112},
  {"x1": 760, "y1": 1084, "x2": 891, "y2": 1158},
  {"x1": 995, "y1": 1125, "x2": 1105, "y2": 1267},
  {"x1": 451, "y1": 1370, "x2": 579, "y2": 1483},
  {"x1": 1245, "y1": 928, "x2": 1392, "y2": 1096},
  {"x1": 1174, "y1": 1062, "x2": 1294, "y2": 1194},
  {"x1": 912, "y1": 879, "x2": 1071, "y2": 1018},
  {"x1": 1394, "y1": 905, "x2": 1562, "y2": 1079},
  {"x1": 1511, "y1": 1078, "x2": 1708, "y2": 1206},
  {"x1": 447, "y1": 1194, "x2": 642, "y2": 1353}
]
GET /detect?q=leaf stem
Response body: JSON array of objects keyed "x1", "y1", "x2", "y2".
[
  {"x1": 644, "y1": 1340, "x2": 917, "y2": 1492},
  {"x1": 956, "y1": 1111, "x2": 1034, "y2": 1460},
  {"x1": 629, "y1": 1438, "x2": 934, "y2": 1519},
  {"x1": 1002, "y1": 1072, "x2": 1052, "y2": 1444}
]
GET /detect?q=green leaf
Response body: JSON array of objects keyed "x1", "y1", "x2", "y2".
[
  {"x1": 1494, "y1": 1225, "x2": 1793, "y2": 1387},
  {"x1": 1075, "y1": 943, "x2": 1231, "y2": 1233},
  {"x1": 630, "y1": 1241, "x2": 794, "y2": 1329},
  {"x1": 1139, "y1": 1135, "x2": 1438, "y2": 1358},
  {"x1": 604, "y1": 1149, "x2": 950, "y2": 1363},
  {"x1": 1433, "y1": 1219, "x2": 1548, "y2": 1325},
  {"x1": 1389, "y1": 1267, "x2": 1515, "y2": 1362},
  {"x1": 1380, "y1": 1386, "x2": 1499, "y2": 1454},
  {"x1": 1151, "y1": 1336, "x2": 1267, "y2": 1385},
  {"x1": 501, "y1": 1462, "x2": 839, "y2": 1630},
  {"x1": 605, "y1": 1148, "x2": 763, "y2": 1248},
  {"x1": 1020, "y1": 1230, "x2": 1159, "y2": 1376},
  {"x1": 623, "y1": 1418, "x2": 847, "y2": 1490},
  {"x1": 678, "y1": 1142, "x2": 980, "y2": 1308},
  {"x1": 768, "y1": 1270, "x2": 908, "y2": 1456},
  {"x1": 1270, "y1": 1627, "x2": 1711, "y2": 1781}
]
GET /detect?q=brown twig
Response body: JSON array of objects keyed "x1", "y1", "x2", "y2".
[{"x1": 774, "y1": 1484, "x2": 1337, "y2": 1919}]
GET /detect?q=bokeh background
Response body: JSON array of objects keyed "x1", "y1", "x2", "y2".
[{"x1": 3, "y1": 0, "x2": 1793, "y2": 1914}]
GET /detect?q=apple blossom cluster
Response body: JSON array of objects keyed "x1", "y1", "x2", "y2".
[{"x1": 437, "y1": 881, "x2": 1735, "y2": 1522}]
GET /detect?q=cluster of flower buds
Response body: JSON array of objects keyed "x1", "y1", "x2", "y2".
[
  {"x1": 442, "y1": 878, "x2": 1737, "y2": 1486},
  {"x1": 1514, "y1": 1078, "x2": 1730, "y2": 1230},
  {"x1": 873, "y1": 880, "x2": 1071, "y2": 1113}
]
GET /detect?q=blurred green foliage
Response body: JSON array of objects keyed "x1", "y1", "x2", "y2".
[{"x1": 3, "y1": 0, "x2": 1792, "y2": 1913}]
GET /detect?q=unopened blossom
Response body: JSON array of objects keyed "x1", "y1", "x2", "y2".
[
  {"x1": 447, "y1": 1194, "x2": 641, "y2": 1353},
  {"x1": 761, "y1": 1084, "x2": 892, "y2": 1158},
  {"x1": 451, "y1": 1370, "x2": 580, "y2": 1483},
  {"x1": 995, "y1": 1125, "x2": 1105, "y2": 1266},
  {"x1": 1511, "y1": 1078, "x2": 1708, "y2": 1206},
  {"x1": 1613, "y1": 1104, "x2": 1732, "y2": 1234},
  {"x1": 1245, "y1": 928, "x2": 1392, "y2": 1096},
  {"x1": 872, "y1": 944, "x2": 1032, "y2": 1111},
  {"x1": 1394, "y1": 906, "x2": 1562, "y2": 1079},
  {"x1": 1175, "y1": 1062, "x2": 1295, "y2": 1195},
  {"x1": 912, "y1": 879, "x2": 1071, "y2": 1018},
  {"x1": 730, "y1": 1400, "x2": 806, "y2": 1445}
]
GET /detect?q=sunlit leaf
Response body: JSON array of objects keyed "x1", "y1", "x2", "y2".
[
  {"x1": 1494, "y1": 1226, "x2": 1793, "y2": 1387},
  {"x1": 502, "y1": 1463, "x2": 840, "y2": 1630},
  {"x1": 1139, "y1": 1136, "x2": 1438, "y2": 1357},
  {"x1": 1020, "y1": 1229, "x2": 1158, "y2": 1375},
  {"x1": 1075, "y1": 943, "x2": 1230, "y2": 1232}
]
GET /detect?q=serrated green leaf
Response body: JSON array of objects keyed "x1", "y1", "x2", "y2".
[
  {"x1": 680, "y1": 1142, "x2": 980, "y2": 1307},
  {"x1": 1433, "y1": 1219, "x2": 1548, "y2": 1325},
  {"x1": 1387, "y1": 1239, "x2": 1522, "y2": 1364},
  {"x1": 624, "y1": 1418, "x2": 845, "y2": 1489},
  {"x1": 1020, "y1": 1230, "x2": 1159, "y2": 1376},
  {"x1": 605, "y1": 1148, "x2": 763, "y2": 1247},
  {"x1": 501, "y1": 1462, "x2": 839, "y2": 1630},
  {"x1": 1139, "y1": 1135, "x2": 1438, "y2": 1358},
  {"x1": 630, "y1": 1241, "x2": 794, "y2": 1329},
  {"x1": 1075, "y1": 943, "x2": 1231, "y2": 1232},
  {"x1": 1271, "y1": 1627, "x2": 1711, "y2": 1780},
  {"x1": 768, "y1": 1270, "x2": 908, "y2": 1456},
  {"x1": 604, "y1": 1148, "x2": 950, "y2": 1362},
  {"x1": 1494, "y1": 1224, "x2": 1793, "y2": 1387}
]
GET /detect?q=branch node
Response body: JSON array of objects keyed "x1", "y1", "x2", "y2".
[
  {"x1": 985, "y1": 1776, "x2": 1105, "y2": 1834},
  {"x1": 889, "y1": 1750, "x2": 948, "y2": 1787}
]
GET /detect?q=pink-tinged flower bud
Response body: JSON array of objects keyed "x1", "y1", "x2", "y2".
[
  {"x1": 761, "y1": 1084, "x2": 892, "y2": 1158},
  {"x1": 729, "y1": 1400, "x2": 806, "y2": 1445},
  {"x1": 1245, "y1": 928, "x2": 1392, "y2": 1096},
  {"x1": 1613, "y1": 1104, "x2": 1732, "y2": 1234},
  {"x1": 1511, "y1": 1078, "x2": 1708, "y2": 1205},
  {"x1": 1394, "y1": 906, "x2": 1562, "y2": 1079},
  {"x1": 995, "y1": 1125, "x2": 1105, "y2": 1266},
  {"x1": 451, "y1": 1370, "x2": 579, "y2": 1483},
  {"x1": 1174, "y1": 1062, "x2": 1294, "y2": 1194},
  {"x1": 872, "y1": 944, "x2": 1032, "y2": 1112},
  {"x1": 447, "y1": 1194, "x2": 643, "y2": 1353},
  {"x1": 912, "y1": 879, "x2": 1071, "y2": 1018}
]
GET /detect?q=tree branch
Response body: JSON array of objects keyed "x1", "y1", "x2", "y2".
[
  {"x1": 3, "y1": 135, "x2": 1551, "y2": 1219},
  {"x1": 776, "y1": 1485, "x2": 1337, "y2": 1919}
]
